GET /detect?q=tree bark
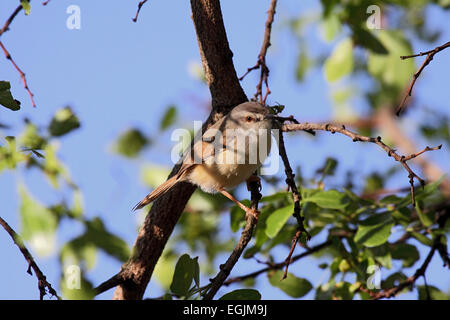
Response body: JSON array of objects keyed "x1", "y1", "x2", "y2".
[{"x1": 112, "y1": 0, "x2": 247, "y2": 300}]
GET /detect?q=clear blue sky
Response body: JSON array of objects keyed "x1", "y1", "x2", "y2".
[{"x1": 0, "y1": 0, "x2": 449, "y2": 299}]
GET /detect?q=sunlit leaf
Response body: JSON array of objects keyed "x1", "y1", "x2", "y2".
[
  {"x1": 303, "y1": 189, "x2": 350, "y2": 209},
  {"x1": 324, "y1": 37, "x2": 354, "y2": 82},
  {"x1": 268, "y1": 270, "x2": 312, "y2": 298},
  {"x1": 48, "y1": 107, "x2": 80, "y2": 137},
  {"x1": 354, "y1": 212, "x2": 394, "y2": 247},
  {"x1": 265, "y1": 204, "x2": 294, "y2": 238}
]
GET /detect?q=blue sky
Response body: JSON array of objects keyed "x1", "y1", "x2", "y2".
[{"x1": 0, "y1": 1, "x2": 449, "y2": 299}]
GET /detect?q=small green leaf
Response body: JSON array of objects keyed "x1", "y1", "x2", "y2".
[
  {"x1": 0, "y1": 81, "x2": 20, "y2": 111},
  {"x1": 170, "y1": 254, "x2": 195, "y2": 297},
  {"x1": 324, "y1": 38, "x2": 354, "y2": 82},
  {"x1": 268, "y1": 270, "x2": 312, "y2": 298},
  {"x1": 48, "y1": 107, "x2": 80, "y2": 137},
  {"x1": 417, "y1": 285, "x2": 450, "y2": 300},
  {"x1": 160, "y1": 105, "x2": 177, "y2": 131},
  {"x1": 354, "y1": 212, "x2": 394, "y2": 247},
  {"x1": 20, "y1": 0, "x2": 31, "y2": 15},
  {"x1": 113, "y1": 128, "x2": 149, "y2": 158},
  {"x1": 265, "y1": 204, "x2": 294, "y2": 238},
  {"x1": 303, "y1": 189, "x2": 350, "y2": 209},
  {"x1": 219, "y1": 289, "x2": 261, "y2": 300}
]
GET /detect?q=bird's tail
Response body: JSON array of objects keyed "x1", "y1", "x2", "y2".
[{"x1": 132, "y1": 175, "x2": 180, "y2": 211}]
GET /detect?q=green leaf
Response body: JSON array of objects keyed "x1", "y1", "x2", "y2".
[
  {"x1": 19, "y1": 185, "x2": 58, "y2": 257},
  {"x1": 268, "y1": 270, "x2": 312, "y2": 298},
  {"x1": 417, "y1": 285, "x2": 450, "y2": 300},
  {"x1": 60, "y1": 269, "x2": 96, "y2": 300},
  {"x1": 219, "y1": 289, "x2": 261, "y2": 300},
  {"x1": 410, "y1": 231, "x2": 433, "y2": 247},
  {"x1": 352, "y1": 28, "x2": 388, "y2": 54},
  {"x1": 160, "y1": 105, "x2": 177, "y2": 131},
  {"x1": 324, "y1": 38, "x2": 354, "y2": 82},
  {"x1": 19, "y1": 123, "x2": 46, "y2": 150},
  {"x1": 83, "y1": 217, "x2": 130, "y2": 262},
  {"x1": 391, "y1": 243, "x2": 419, "y2": 268},
  {"x1": 321, "y1": 14, "x2": 341, "y2": 42},
  {"x1": 113, "y1": 128, "x2": 149, "y2": 158},
  {"x1": 20, "y1": 0, "x2": 31, "y2": 15},
  {"x1": 48, "y1": 107, "x2": 81, "y2": 137},
  {"x1": 354, "y1": 212, "x2": 394, "y2": 247},
  {"x1": 0, "y1": 81, "x2": 20, "y2": 111},
  {"x1": 170, "y1": 254, "x2": 195, "y2": 297},
  {"x1": 368, "y1": 30, "x2": 415, "y2": 91},
  {"x1": 303, "y1": 189, "x2": 350, "y2": 209},
  {"x1": 265, "y1": 204, "x2": 294, "y2": 238}
]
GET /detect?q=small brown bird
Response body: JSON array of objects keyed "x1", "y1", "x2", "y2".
[{"x1": 133, "y1": 101, "x2": 274, "y2": 218}]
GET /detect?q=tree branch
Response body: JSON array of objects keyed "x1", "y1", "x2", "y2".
[
  {"x1": 0, "y1": 41, "x2": 36, "y2": 107},
  {"x1": 397, "y1": 41, "x2": 450, "y2": 116},
  {"x1": 0, "y1": 216, "x2": 59, "y2": 300},
  {"x1": 281, "y1": 122, "x2": 441, "y2": 207},
  {"x1": 240, "y1": 0, "x2": 277, "y2": 104},
  {"x1": 223, "y1": 240, "x2": 332, "y2": 286}
]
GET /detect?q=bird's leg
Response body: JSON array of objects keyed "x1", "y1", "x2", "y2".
[{"x1": 219, "y1": 188, "x2": 259, "y2": 220}]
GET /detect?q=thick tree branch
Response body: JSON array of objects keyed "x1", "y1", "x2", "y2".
[
  {"x1": 111, "y1": 0, "x2": 247, "y2": 300},
  {"x1": 0, "y1": 216, "x2": 59, "y2": 300}
]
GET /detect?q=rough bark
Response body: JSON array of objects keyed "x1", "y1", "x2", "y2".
[{"x1": 112, "y1": 0, "x2": 247, "y2": 300}]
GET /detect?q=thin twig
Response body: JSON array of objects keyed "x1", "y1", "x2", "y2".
[
  {"x1": 282, "y1": 122, "x2": 441, "y2": 207},
  {"x1": 0, "y1": 216, "x2": 60, "y2": 300},
  {"x1": 396, "y1": 41, "x2": 450, "y2": 116},
  {"x1": 132, "y1": 0, "x2": 149, "y2": 23},
  {"x1": 203, "y1": 174, "x2": 262, "y2": 300},
  {"x1": 239, "y1": 0, "x2": 277, "y2": 105},
  {"x1": 223, "y1": 240, "x2": 332, "y2": 285},
  {"x1": 0, "y1": 41, "x2": 36, "y2": 107},
  {"x1": 361, "y1": 241, "x2": 437, "y2": 299},
  {"x1": 0, "y1": 5, "x2": 23, "y2": 36}
]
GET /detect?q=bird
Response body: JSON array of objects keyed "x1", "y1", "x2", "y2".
[{"x1": 133, "y1": 101, "x2": 274, "y2": 219}]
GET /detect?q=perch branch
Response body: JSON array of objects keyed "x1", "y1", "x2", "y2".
[{"x1": 132, "y1": 0, "x2": 149, "y2": 22}]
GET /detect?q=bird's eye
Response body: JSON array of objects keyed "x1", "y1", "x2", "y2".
[{"x1": 246, "y1": 116, "x2": 254, "y2": 122}]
